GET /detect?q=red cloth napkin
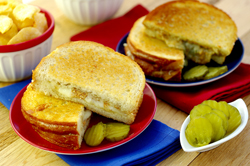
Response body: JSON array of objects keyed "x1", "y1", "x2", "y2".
[
  {"x1": 70, "y1": 4, "x2": 250, "y2": 114},
  {"x1": 71, "y1": 5, "x2": 149, "y2": 50},
  {"x1": 150, "y1": 63, "x2": 250, "y2": 113}
]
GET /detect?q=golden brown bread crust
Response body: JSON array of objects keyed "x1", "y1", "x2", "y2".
[
  {"x1": 125, "y1": 43, "x2": 182, "y2": 82},
  {"x1": 32, "y1": 122, "x2": 91, "y2": 150},
  {"x1": 21, "y1": 84, "x2": 85, "y2": 125},
  {"x1": 21, "y1": 107, "x2": 79, "y2": 135},
  {"x1": 143, "y1": 0, "x2": 237, "y2": 64},
  {"x1": 21, "y1": 84, "x2": 91, "y2": 150},
  {"x1": 31, "y1": 41, "x2": 145, "y2": 124},
  {"x1": 33, "y1": 126, "x2": 79, "y2": 149},
  {"x1": 127, "y1": 16, "x2": 184, "y2": 64},
  {"x1": 125, "y1": 16, "x2": 184, "y2": 82}
]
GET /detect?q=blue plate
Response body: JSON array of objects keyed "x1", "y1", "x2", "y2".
[{"x1": 116, "y1": 33, "x2": 244, "y2": 87}]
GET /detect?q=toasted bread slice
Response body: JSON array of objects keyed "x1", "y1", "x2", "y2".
[
  {"x1": 32, "y1": 41, "x2": 145, "y2": 124},
  {"x1": 21, "y1": 83, "x2": 92, "y2": 150},
  {"x1": 143, "y1": 0, "x2": 237, "y2": 64},
  {"x1": 125, "y1": 16, "x2": 184, "y2": 81}
]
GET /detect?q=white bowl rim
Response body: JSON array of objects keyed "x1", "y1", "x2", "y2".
[{"x1": 180, "y1": 98, "x2": 248, "y2": 152}]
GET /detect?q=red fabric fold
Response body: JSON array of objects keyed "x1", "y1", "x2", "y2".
[
  {"x1": 71, "y1": 5, "x2": 149, "y2": 50},
  {"x1": 70, "y1": 4, "x2": 250, "y2": 114},
  {"x1": 151, "y1": 63, "x2": 250, "y2": 113}
]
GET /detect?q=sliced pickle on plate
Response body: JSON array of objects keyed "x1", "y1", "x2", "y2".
[
  {"x1": 190, "y1": 104, "x2": 213, "y2": 119},
  {"x1": 84, "y1": 122, "x2": 106, "y2": 146},
  {"x1": 204, "y1": 112, "x2": 226, "y2": 142},
  {"x1": 105, "y1": 122, "x2": 130, "y2": 142},
  {"x1": 185, "y1": 117, "x2": 213, "y2": 147},
  {"x1": 183, "y1": 65, "x2": 208, "y2": 81},
  {"x1": 204, "y1": 66, "x2": 228, "y2": 80}
]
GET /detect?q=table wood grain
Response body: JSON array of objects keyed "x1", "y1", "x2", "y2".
[{"x1": 1, "y1": 0, "x2": 250, "y2": 165}]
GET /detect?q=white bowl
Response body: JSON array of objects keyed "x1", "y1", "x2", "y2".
[
  {"x1": 180, "y1": 98, "x2": 248, "y2": 152},
  {"x1": 55, "y1": 0, "x2": 124, "y2": 25},
  {"x1": 0, "y1": 8, "x2": 55, "y2": 82}
]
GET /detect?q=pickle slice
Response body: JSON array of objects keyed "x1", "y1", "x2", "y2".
[
  {"x1": 183, "y1": 65, "x2": 208, "y2": 81},
  {"x1": 204, "y1": 112, "x2": 226, "y2": 142},
  {"x1": 84, "y1": 122, "x2": 106, "y2": 146},
  {"x1": 203, "y1": 100, "x2": 241, "y2": 134},
  {"x1": 105, "y1": 122, "x2": 130, "y2": 142},
  {"x1": 185, "y1": 117, "x2": 213, "y2": 147},
  {"x1": 202, "y1": 99, "x2": 218, "y2": 106},
  {"x1": 204, "y1": 66, "x2": 228, "y2": 80},
  {"x1": 202, "y1": 100, "x2": 230, "y2": 118},
  {"x1": 217, "y1": 101, "x2": 230, "y2": 119},
  {"x1": 190, "y1": 104, "x2": 213, "y2": 119},
  {"x1": 212, "y1": 109, "x2": 228, "y2": 131},
  {"x1": 226, "y1": 105, "x2": 241, "y2": 134}
]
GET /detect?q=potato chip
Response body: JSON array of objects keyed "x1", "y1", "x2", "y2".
[
  {"x1": 7, "y1": 0, "x2": 22, "y2": 9},
  {"x1": 33, "y1": 12, "x2": 48, "y2": 33},
  {"x1": 0, "y1": 22, "x2": 18, "y2": 45},
  {"x1": 7, "y1": 27, "x2": 41, "y2": 45},
  {"x1": 0, "y1": 3, "x2": 12, "y2": 15},
  {"x1": 4, "y1": 23, "x2": 18, "y2": 38},
  {"x1": 12, "y1": 4, "x2": 40, "y2": 21},
  {"x1": 0, "y1": 16, "x2": 17, "y2": 45},
  {"x1": 12, "y1": 17, "x2": 34, "y2": 30},
  {"x1": 0, "y1": 0, "x2": 8, "y2": 5},
  {"x1": 0, "y1": 1, "x2": 48, "y2": 45},
  {"x1": 0, "y1": 34, "x2": 9, "y2": 45},
  {"x1": 0, "y1": 15, "x2": 13, "y2": 34}
]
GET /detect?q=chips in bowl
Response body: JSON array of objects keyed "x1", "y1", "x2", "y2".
[
  {"x1": 0, "y1": 0, "x2": 48, "y2": 45},
  {"x1": 0, "y1": 15, "x2": 13, "y2": 33},
  {"x1": 0, "y1": 0, "x2": 54, "y2": 82},
  {"x1": 8, "y1": 27, "x2": 41, "y2": 45}
]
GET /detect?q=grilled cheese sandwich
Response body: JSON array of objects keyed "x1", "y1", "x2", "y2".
[
  {"x1": 31, "y1": 41, "x2": 146, "y2": 124},
  {"x1": 143, "y1": 0, "x2": 237, "y2": 65}
]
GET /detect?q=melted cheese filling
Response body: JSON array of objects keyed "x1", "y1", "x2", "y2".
[
  {"x1": 41, "y1": 80, "x2": 123, "y2": 116},
  {"x1": 145, "y1": 28, "x2": 225, "y2": 64}
]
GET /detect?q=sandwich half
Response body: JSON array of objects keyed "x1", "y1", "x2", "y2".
[
  {"x1": 31, "y1": 41, "x2": 145, "y2": 124},
  {"x1": 21, "y1": 83, "x2": 92, "y2": 150},
  {"x1": 125, "y1": 16, "x2": 184, "y2": 82},
  {"x1": 143, "y1": 0, "x2": 237, "y2": 65}
]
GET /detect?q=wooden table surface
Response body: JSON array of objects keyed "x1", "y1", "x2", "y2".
[{"x1": 1, "y1": 0, "x2": 250, "y2": 165}]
